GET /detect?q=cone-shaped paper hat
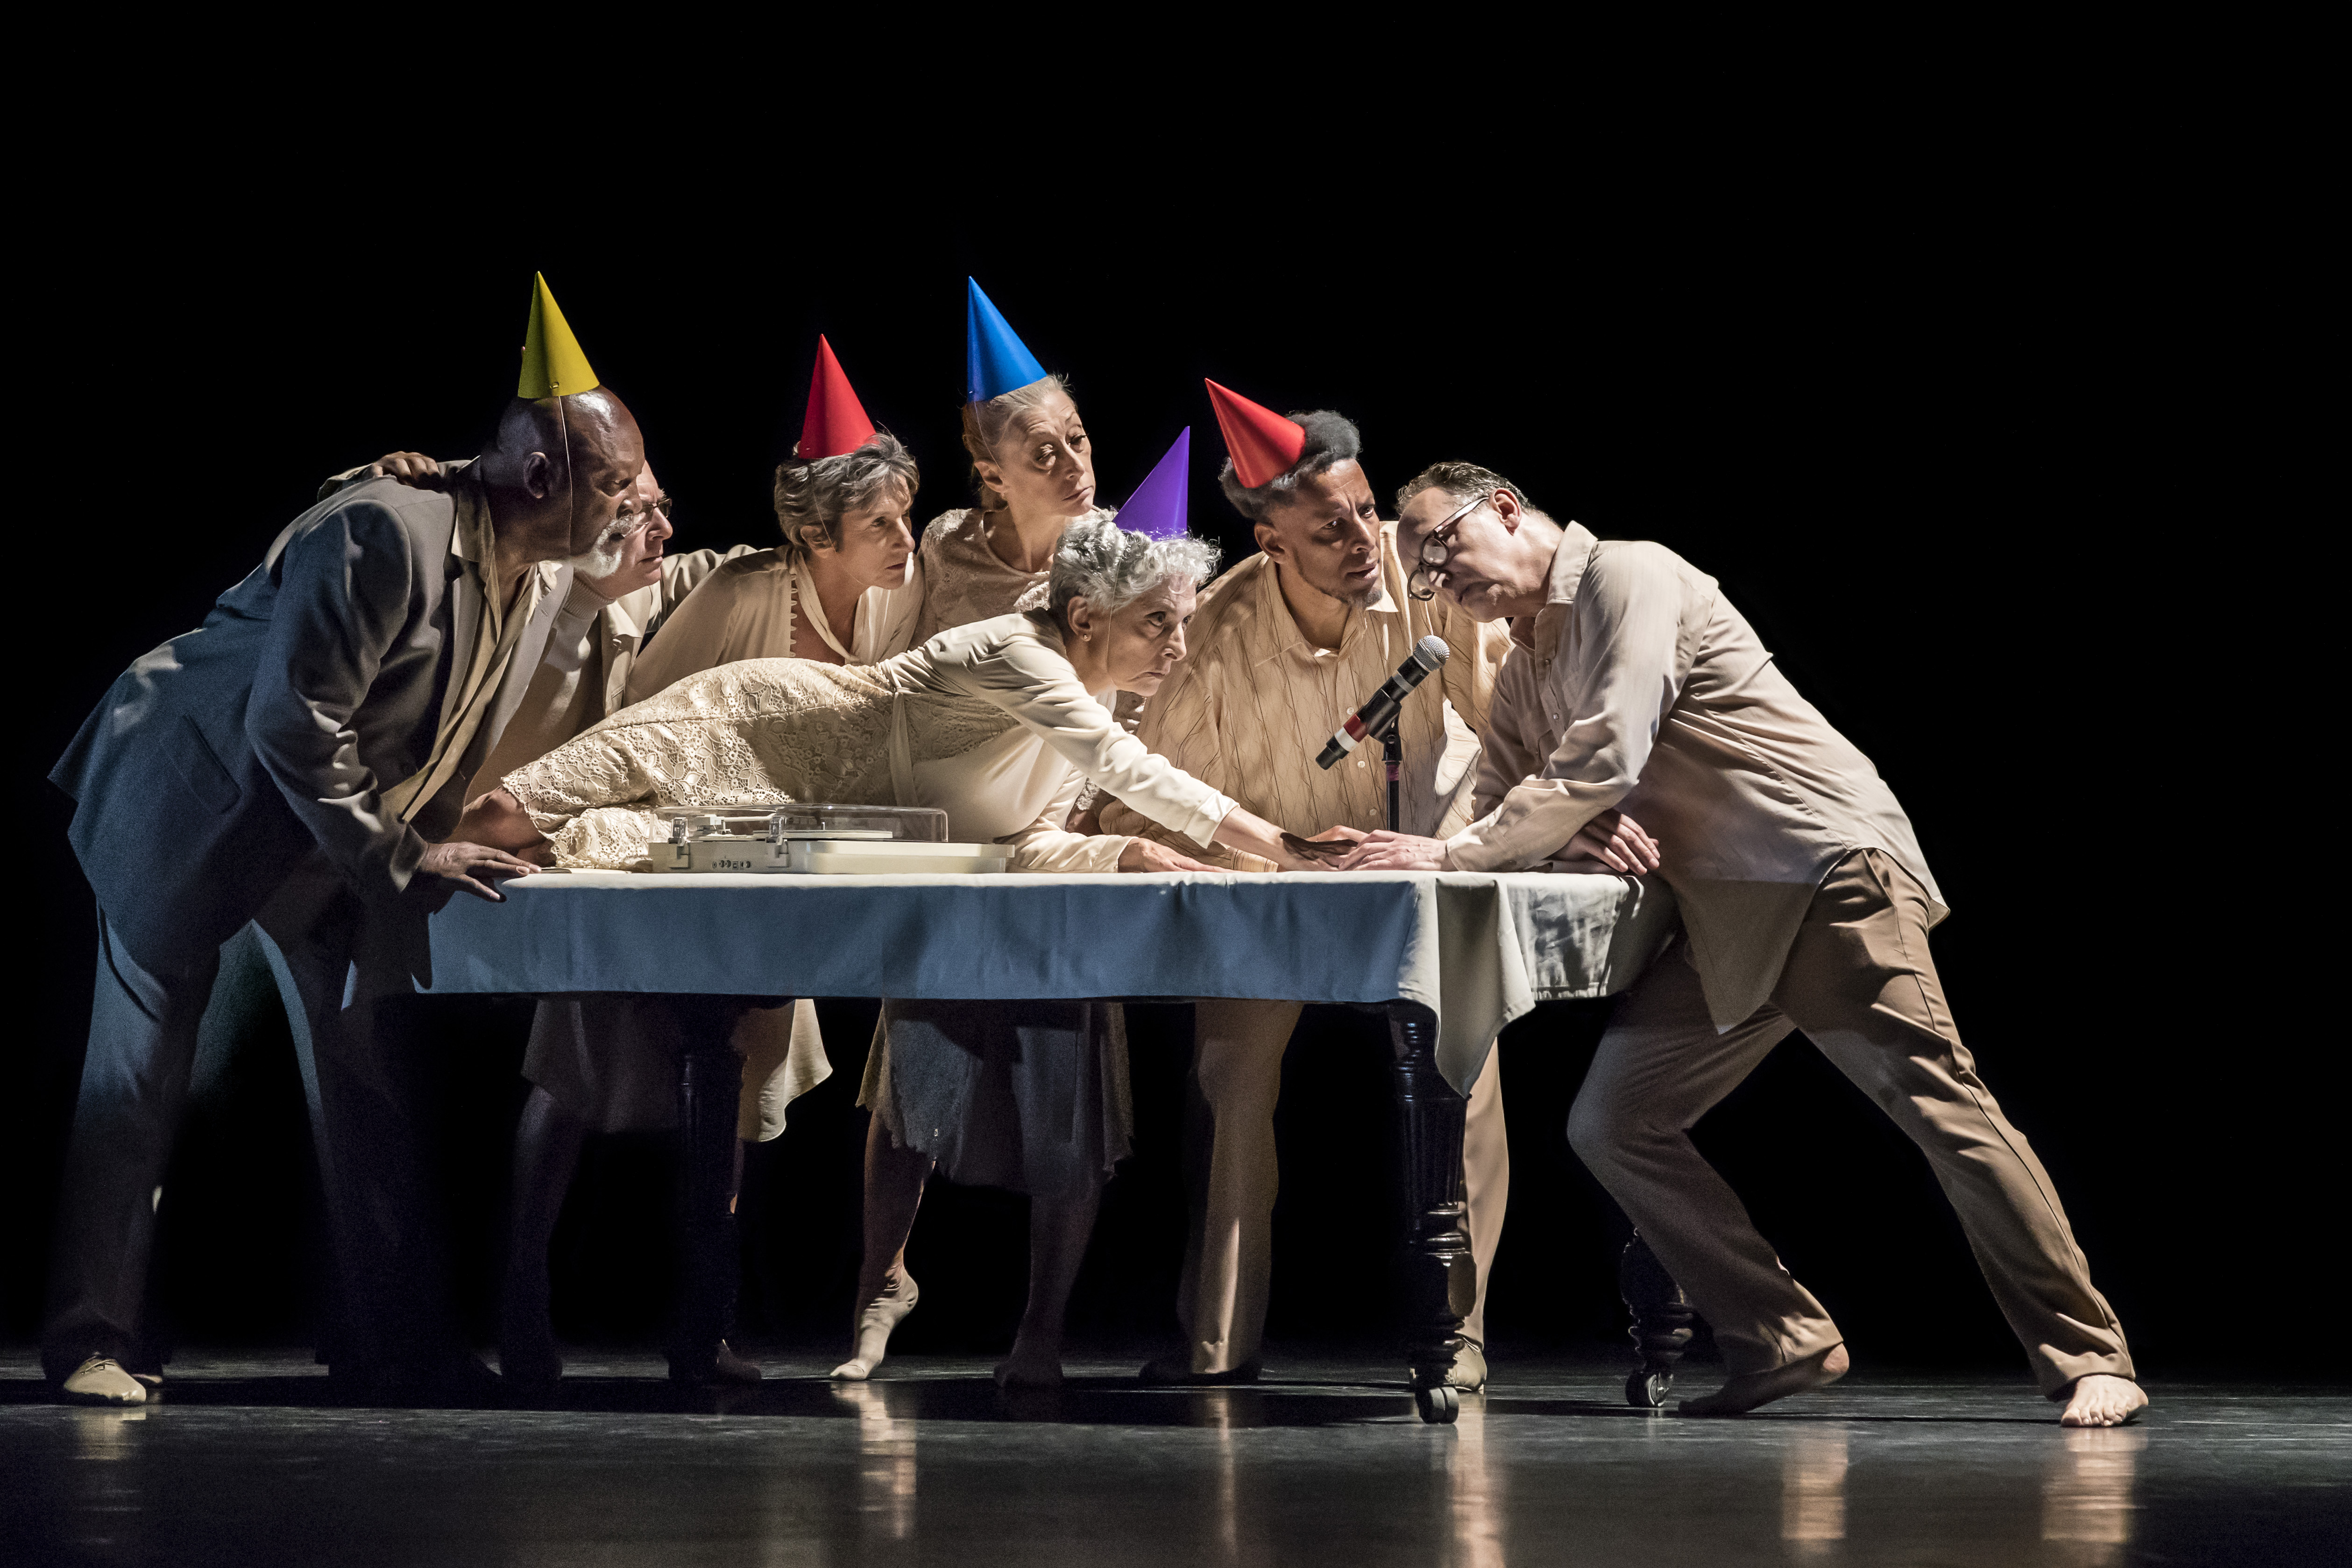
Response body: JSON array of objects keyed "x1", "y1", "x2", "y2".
[
  {"x1": 517, "y1": 273, "x2": 600, "y2": 400},
  {"x1": 1113, "y1": 429, "x2": 1192, "y2": 540},
  {"x1": 1204, "y1": 379, "x2": 1307, "y2": 489},
  {"x1": 795, "y1": 336, "x2": 877, "y2": 461},
  {"x1": 966, "y1": 277, "x2": 1049, "y2": 402}
]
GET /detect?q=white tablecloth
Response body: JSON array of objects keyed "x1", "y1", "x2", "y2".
[{"x1": 423, "y1": 870, "x2": 1677, "y2": 1093}]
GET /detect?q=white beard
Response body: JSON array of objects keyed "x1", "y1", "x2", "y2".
[{"x1": 562, "y1": 533, "x2": 631, "y2": 582}]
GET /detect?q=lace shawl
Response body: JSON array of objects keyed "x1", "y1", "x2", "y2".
[{"x1": 503, "y1": 655, "x2": 1021, "y2": 868}]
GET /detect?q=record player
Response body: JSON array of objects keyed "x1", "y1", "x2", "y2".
[{"x1": 652, "y1": 804, "x2": 1013, "y2": 875}]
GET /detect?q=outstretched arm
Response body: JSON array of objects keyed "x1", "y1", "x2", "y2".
[
  {"x1": 965, "y1": 634, "x2": 1322, "y2": 870},
  {"x1": 1345, "y1": 547, "x2": 1689, "y2": 873}
]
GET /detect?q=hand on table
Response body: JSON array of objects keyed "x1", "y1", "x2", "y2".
[
  {"x1": 1333, "y1": 831, "x2": 1451, "y2": 872},
  {"x1": 1563, "y1": 809, "x2": 1663, "y2": 875},
  {"x1": 370, "y1": 452, "x2": 446, "y2": 486},
  {"x1": 1119, "y1": 837, "x2": 1218, "y2": 873},
  {"x1": 418, "y1": 840, "x2": 544, "y2": 903}
]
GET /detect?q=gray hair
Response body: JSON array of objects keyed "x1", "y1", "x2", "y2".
[
  {"x1": 1046, "y1": 513, "x2": 1220, "y2": 632},
  {"x1": 1215, "y1": 409, "x2": 1364, "y2": 521},
  {"x1": 959, "y1": 373, "x2": 1072, "y2": 510},
  {"x1": 1394, "y1": 459, "x2": 1531, "y2": 518},
  {"x1": 772, "y1": 431, "x2": 920, "y2": 566}
]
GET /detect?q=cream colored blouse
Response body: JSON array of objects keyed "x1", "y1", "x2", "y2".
[
  {"x1": 623, "y1": 548, "x2": 924, "y2": 704},
  {"x1": 908, "y1": 506, "x2": 1114, "y2": 646}
]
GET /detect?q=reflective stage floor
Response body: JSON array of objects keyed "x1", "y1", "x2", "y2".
[{"x1": 3, "y1": 1350, "x2": 2345, "y2": 1566}]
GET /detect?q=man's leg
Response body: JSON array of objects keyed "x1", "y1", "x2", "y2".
[
  {"x1": 1162, "y1": 998, "x2": 1302, "y2": 1378},
  {"x1": 1460, "y1": 1051, "x2": 1509, "y2": 1351},
  {"x1": 1777, "y1": 851, "x2": 2139, "y2": 1424},
  {"x1": 1567, "y1": 944, "x2": 1847, "y2": 1394},
  {"x1": 253, "y1": 872, "x2": 466, "y2": 1386},
  {"x1": 42, "y1": 914, "x2": 219, "y2": 1400}
]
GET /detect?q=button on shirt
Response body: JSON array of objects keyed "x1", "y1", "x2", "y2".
[
  {"x1": 1449, "y1": 523, "x2": 1942, "y2": 1028},
  {"x1": 1100, "y1": 523, "x2": 1510, "y2": 868}
]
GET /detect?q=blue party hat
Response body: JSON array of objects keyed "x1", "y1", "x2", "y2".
[
  {"x1": 1113, "y1": 429, "x2": 1191, "y2": 539},
  {"x1": 965, "y1": 277, "x2": 1049, "y2": 402}
]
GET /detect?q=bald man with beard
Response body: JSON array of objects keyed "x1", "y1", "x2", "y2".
[{"x1": 43, "y1": 388, "x2": 646, "y2": 1406}]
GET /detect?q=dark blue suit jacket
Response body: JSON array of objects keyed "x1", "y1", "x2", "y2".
[{"x1": 52, "y1": 470, "x2": 564, "y2": 973}]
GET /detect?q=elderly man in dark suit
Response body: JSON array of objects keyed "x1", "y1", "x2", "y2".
[{"x1": 43, "y1": 380, "x2": 646, "y2": 1405}]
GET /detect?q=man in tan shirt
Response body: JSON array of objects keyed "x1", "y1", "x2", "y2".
[
  {"x1": 1340, "y1": 461, "x2": 2144, "y2": 1427},
  {"x1": 1102, "y1": 408, "x2": 1533, "y2": 1389}
]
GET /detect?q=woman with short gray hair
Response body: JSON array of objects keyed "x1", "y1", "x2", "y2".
[{"x1": 623, "y1": 432, "x2": 926, "y2": 695}]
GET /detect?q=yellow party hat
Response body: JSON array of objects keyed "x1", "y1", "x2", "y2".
[{"x1": 516, "y1": 272, "x2": 600, "y2": 399}]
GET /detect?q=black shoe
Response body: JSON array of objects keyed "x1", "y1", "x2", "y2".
[
  {"x1": 1138, "y1": 1355, "x2": 1262, "y2": 1386},
  {"x1": 670, "y1": 1340, "x2": 763, "y2": 1387}
]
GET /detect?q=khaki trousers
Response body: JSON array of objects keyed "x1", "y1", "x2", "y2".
[
  {"x1": 1567, "y1": 850, "x2": 2132, "y2": 1393},
  {"x1": 1176, "y1": 998, "x2": 1510, "y2": 1374}
]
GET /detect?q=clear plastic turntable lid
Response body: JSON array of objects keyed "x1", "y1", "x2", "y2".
[
  {"x1": 656, "y1": 803, "x2": 949, "y2": 844},
  {"x1": 769, "y1": 804, "x2": 948, "y2": 843}
]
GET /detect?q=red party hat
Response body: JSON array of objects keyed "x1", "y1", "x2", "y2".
[
  {"x1": 795, "y1": 336, "x2": 878, "y2": 461},
  {"x1": 1204, "y1": 379, "x2": 1308, "y2": 489}
]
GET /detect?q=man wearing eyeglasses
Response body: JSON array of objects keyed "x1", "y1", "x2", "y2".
[
  {"x1": 43, "y1": 390, "x2": 646, "y2": 1408},
  {"x1": 1342, "y1": 461, "x2": 2145, "y2": 1428},
  {"x1": 1098, "y1": 407, "x2": 1537, "y2": 1390}
]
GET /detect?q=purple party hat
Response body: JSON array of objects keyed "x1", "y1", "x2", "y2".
[{"x1": 1114, "y1": 428, "x2": 1192, "y2": 539}]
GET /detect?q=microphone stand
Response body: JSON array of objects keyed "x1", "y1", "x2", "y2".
[{"x1": 1383, "y1": 717, "x2": 1402, "y2": 834}]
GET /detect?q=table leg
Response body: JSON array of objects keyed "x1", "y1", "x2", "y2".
[
  {"x1": 1386, "y1": 1000, "x2": 1471, "y2": 1424},
  {"x1": 670, "y1": 996, "x2": 757, "y2": 1384},
  {"x1": 1620, "y1": 1229, "x2": 1696, "y2": 1407}
]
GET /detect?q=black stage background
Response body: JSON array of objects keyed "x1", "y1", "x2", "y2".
[{"x1": 6, "y1": 145, "x2": 2309, "y2": 1379}]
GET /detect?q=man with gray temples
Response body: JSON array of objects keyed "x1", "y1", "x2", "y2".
[
  {"x1": 43, "y1": 312, "x2": 647, "y2": 1405},
  {"x1": 1342, "y1": 461, "x2": 2144, "y2": 1426}
]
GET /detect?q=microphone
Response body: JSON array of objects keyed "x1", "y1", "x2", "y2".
[{"x1": 1316, "y1": 636, "x2": 1450, "y2": 769}]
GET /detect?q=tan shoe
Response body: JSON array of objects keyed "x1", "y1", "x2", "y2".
[
  {"x1": 60, "y1": 1355, "x2": 147, "y2": 1406},
  {"x1": 831, "y1": 1273, "x2": 920, "y2": 1381},
  {"x1": 1443, "y1": 1339, "x2": 1488, "y2": 1392}
]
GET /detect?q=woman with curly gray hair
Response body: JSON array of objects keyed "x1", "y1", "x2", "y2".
[{"x1": 453, "y1": 511, "x2": 1325, "y2": 1386}]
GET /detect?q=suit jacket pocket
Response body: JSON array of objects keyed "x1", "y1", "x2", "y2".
[{"x1": 169, "y1": 715, "x2": 242, "y2": 814}]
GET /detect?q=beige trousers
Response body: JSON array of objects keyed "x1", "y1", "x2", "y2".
[
  {"x1": 1568, "y1": 850, "x2": 2132, "y2": 1393},
  {"x1": 1176, "y1": 998, "x2": 1510, "y2": 1374}
]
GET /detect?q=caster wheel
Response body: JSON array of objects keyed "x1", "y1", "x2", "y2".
[
  {"x1": 1626, "y1": 1368, "x2": 1671, "y2": 1408},
  {"x1": 1414, "y1": 1385, "x2": 1460, "y2": 1424}
]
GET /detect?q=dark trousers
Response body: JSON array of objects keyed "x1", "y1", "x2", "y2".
[{"x1": 43, "y1": 863, "x2": 455, "y2": 1383}]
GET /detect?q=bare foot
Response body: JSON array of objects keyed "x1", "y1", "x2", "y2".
[
  {"x1": 1679, "y1": 1344, "x2": 1850, "y2": 1416},
  {"x1": 2059, "y1": 1374, "x2": 2147, "y2": 1427},
  {"x1": 993, "y1": 1334, "x2": 1065, "y2": 1390}
]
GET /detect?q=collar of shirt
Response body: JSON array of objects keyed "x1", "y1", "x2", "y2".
[
  {"x1": 1251, "y1": 536, "x2": 1403, "y2": 664},
  {"x1": 791, "y1": 559, "x2": 861, "y2": 663},
  {"x1": 1512, "y1": 521, "x2": 1601, "y2": 654},
  {"x1": 447, "y1": 467, "x2": 510, "y2": 639}
]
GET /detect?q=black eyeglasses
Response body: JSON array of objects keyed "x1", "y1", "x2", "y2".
[{"x1": 1405, "y1": 494, "x2": 1486, "y2": 601}]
